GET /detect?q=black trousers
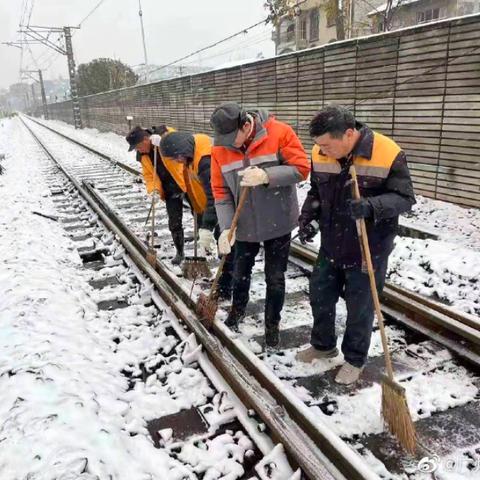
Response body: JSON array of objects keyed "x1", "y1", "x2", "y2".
[
  {"x1": 164, "y1": 193, "x2": 184, "y2": 234},
  {"x1": 232, "y1": 233, "x2": 291, "y2": 329},
  {"x1": 309, "y1": 250, "x2": 388, "y2": 368}
]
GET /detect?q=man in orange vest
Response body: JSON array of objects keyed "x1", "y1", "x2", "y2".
[
  {"x1": 210, "y1": 103, "x2": 310, "y2": 347},
  {"x1": 126, "y1": 125, "x2": 186, "y2": 265},
  {"x1": 296, "y1": 105, "x2": 415, "y2": 384},
  {"x1": 160, "y1": 131, "x2": 234, "y2": 299}
]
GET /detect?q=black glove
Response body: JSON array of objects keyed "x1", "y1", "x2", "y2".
[
  {"x1": 298, "y1": 220, "x2": 319, "y2": 244},
  {"x1": 347, "y1": 198, "x2": 373, "y2": 219}
]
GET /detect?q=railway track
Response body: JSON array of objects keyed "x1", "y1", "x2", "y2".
[{"x1": 21, "y1": 115, "x2": 480, "y2": 479}]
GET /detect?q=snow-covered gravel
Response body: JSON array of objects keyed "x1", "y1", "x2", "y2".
[
  {"x1": 37, "y1": 117, "x2": 480, "y2": 316},
  {"x1": 4, "y1": 114, "x2": 479, "y2": 479},
  {"x1": 0, "y1": 117, "x2": 259, "y2": 479}
]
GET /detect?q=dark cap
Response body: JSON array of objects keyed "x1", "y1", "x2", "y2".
[
  {"x1": 160, "y1": 131, "x2": 195, "y2": 159},
  {"x1": 210, "y1": 102, "x2": 246, "y2": 147},
  {"x1": 125, "y1": 126, "x2": 149, "y2": 151}
]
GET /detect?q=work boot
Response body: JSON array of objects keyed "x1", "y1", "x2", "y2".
[
  {"x1": 295, "y1": 345, "x2": 339, "y2": 363},
  {"x1": 264, "y1": 326, "x2": 280, "y2": 349},
  {"x1": 224, "y1": 307, "x2": 245, "y2": 331},
  {"x1": 335, "y1": 362, "x2": 363, "y2": 385},
  {"x1": 171, "y1": 230, "x2": 184, "y2": 266}
]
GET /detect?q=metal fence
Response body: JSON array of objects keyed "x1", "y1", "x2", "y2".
[{"x1": 38, "y1": 14, "x2": 480, "y2": 207}]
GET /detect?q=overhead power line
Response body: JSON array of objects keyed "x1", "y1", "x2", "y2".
[
  {"x1": 148, "y1": 0, "x2": 308, "y2": 76},
  {"x1": 78, "y1": 0, "x2": 107, "y2": 28},
  {"x1": 181, "y1": 31, "x2": 271, "y2": 67},
  {"x1": 148, "y1": 18, "x2": 268, "y2": 76}
]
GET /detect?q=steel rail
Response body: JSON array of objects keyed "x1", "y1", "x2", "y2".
[
  {"x1": 21, "y1": 116, "x2": 380, "y2": 480},
  {"x1": 23, "y1": 113, "x2": 480, "y2": 462},
  {"x1": 290, "y1": 243, "x2": 480, "y2": 367},
  {"x1": 25, "y1": 115, "x2": 141, "y2": 176},
  {"x1": 23, "y1": 115, "x2": 480, "y2": 469},
  {"x1": 24, "y1": 114, "x2": 480, "y2": 361}
]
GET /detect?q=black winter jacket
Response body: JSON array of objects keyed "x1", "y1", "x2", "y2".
[{"x1": 299, "y1": 125, "x2": 415, "y2": 268}]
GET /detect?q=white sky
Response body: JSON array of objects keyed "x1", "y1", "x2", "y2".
[{"x1": 0, "y1": 0, "x2": 275, "y2": 89}]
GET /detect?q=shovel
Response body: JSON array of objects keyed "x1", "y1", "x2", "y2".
[
  {"x1": 197, "y1": 186, "x2": 249, "y2": 329},
  {"x1": 182, "y1": 212, "x2": 211, "y2": 280}
]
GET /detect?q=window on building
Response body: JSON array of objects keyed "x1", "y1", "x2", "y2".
[
  {"x1": 416, "y1": 7, "x2": 440, "y2": 24},
  {"x1": 327, "y1": 12, "x2": 335, "y2": 28},
  {"x1": 300, "y1": 18, "x2": 307, "y2": 40},
  {"x1": 286, "y1": 23, "x2": 295, "y2": 42},
  {"x1": 459, "y1": 2, "x2": 475, "y2": 14},
  {"x1": 310, "y1": 9, "x2": 320, "y2": 40}
]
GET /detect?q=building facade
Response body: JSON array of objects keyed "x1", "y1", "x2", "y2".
[
  {"x1": 368, "y1": 0, "x2": 480, "y2": 32},
  {"x1": 272, "y1": 0, "x2": 386, "y2": 54},
  {"x1": 272, "y1": 0, "x2": 336, "y2": 55}
]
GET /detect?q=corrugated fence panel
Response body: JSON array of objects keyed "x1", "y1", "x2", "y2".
[
  {"x1": 438, "y1": 16, "x2": 480, "y2": 206},
  {"x1": 40, "y1": 14, "x2": 480, "y2": 207}
]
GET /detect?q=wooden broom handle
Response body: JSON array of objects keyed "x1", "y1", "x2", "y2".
[
  {"x1": 227, "y1": 186, "x2": 249, "y2": 242},
  {"x1": 210, "y1": 187, "x2": 249, "y2": 296},
  {"x1": 150, "y1": 146, "x2": 158, "y2": 249},
  {"x1": 193, "y1": 212, "x2": 198, "y2": 257},
  {"x1": 350, "y1": 166, "x2": 395, "y2": 380}
]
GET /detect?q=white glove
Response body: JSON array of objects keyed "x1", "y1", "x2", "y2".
[
  {"x1": 150, "y1": 134, "x2": 161, "y2": 147},
  {"x1": 218, "y1": 228, "x2": 236, "y2": 255},
  {"x1": 198, "y1": 228, "x2": 215, "y2": 254},
  {"x1": 238, "y1": 166, "x2": 269, "y2": 187}
]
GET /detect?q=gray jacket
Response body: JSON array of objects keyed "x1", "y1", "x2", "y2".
[{"x1": 211, "y1": 111, "x2": 310, "y2": 242}]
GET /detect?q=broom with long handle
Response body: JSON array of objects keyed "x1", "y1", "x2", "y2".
[
  {"x1": 182, "y1": 211, "x2": 211, "y2": 279},
  {"x1": 146, "y1": 146, "x2": 159, "y2": 267},
  {"x1": 197, "y1": 186, "x2": 249, "y2": 329},
  {"x1": 350, "y1": 165, "x2": 416, "y2": 454}
]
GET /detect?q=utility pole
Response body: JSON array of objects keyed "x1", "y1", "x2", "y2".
[
  {"x1": 138, "y1": 0, "x2": 150, "y2": 83},
  {"x1": 63, "y1": 27, "x2": 82, "y2": 128},
  {"x1": 21, "y1": 69, "x2": 49, "y2": 120},
  {"x1": 5, "y1": 25, "x2": 82, "y2": 128},
  {"x1": 38, "y1": 70, "x2": 48, "y2": 120}
]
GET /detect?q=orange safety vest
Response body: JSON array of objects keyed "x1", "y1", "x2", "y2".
[
  {"x1": 142, "y1": 132, "x2": 211, "y2": 213},
  {"x1": 140, "y1": 127, "x2": 186, "y2": 199},
  {"x1": 181, "y1": 133, "x2": 211, "y2": 214},
  {"x1": 311, "y1": 131, "x2": 401, "y2": 178}
]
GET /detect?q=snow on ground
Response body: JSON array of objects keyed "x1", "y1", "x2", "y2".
[
  {"x1": 39, "y1": 117, "x2": 480, "y2": 314},
  {"x1": 0, "y1": 117, "x2": 252, "y2": 479},
  {"x1": 5, "y1": 115, "x2": 479, "y2": 478},
  {"x1": 388, "y1": 238, "x2": 480, "y2": 315},
  {"x1": 37, "y1": 118, "x2": 139, "y2": 171},
  {"x1": 297, "y1": 173, "x2": 480, "y2": 317},
  {"x1": 42, "y1": 117, "x2": 480, "y2": 248}
]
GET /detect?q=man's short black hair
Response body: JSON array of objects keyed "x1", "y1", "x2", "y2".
[
  {"x1": 309, "y1": 105, "x2": 356, "y2": 139},
  {"x1": 152, "y1": 124, "x2": 168, "y2": 135}
]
